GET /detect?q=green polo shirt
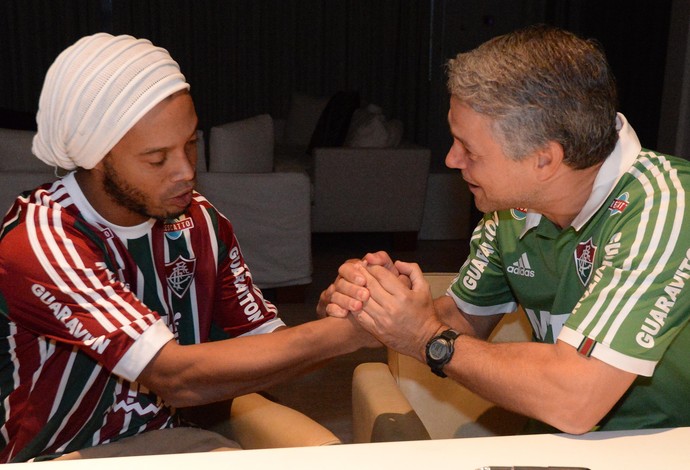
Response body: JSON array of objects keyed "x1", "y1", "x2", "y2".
[{"x1": 449, "y1": 115, "x2": 690, "y2": 431}]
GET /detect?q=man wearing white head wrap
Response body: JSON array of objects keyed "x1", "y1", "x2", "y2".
[
  {"x1": 33, "y1": 33, "x2": 190, "y2": 170},
  {"x1": 0, "y1": 33, "x2": 377, "y2": 462}
]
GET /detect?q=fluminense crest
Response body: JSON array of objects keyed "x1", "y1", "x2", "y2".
[
  {"x1": 574, "y1": 238, "x2": 597, "y2": 286},
  {"x1": 165, "y1": 255, "x2": 196, "y2": 298}
]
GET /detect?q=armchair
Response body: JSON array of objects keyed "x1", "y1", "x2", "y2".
[
  {"x1": 352, "y1": 273, "x2": 531, "y2": 443},
  {"x1": 185, "y1": 393, "x2": 341, "y2": 449}
]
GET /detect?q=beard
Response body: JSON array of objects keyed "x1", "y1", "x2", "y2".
[{"x1": 102, "y1": 157, "x2": 189, "y2": 221}]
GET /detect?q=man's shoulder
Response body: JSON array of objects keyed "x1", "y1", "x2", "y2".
[
  {"x1": 1, "y1": 179, "x2": 81, "y2": 232},
  {"x1": 616, "y1": 149, "x2": 690, "y2": 199},
  {"x1": 634, "y1": 149, "x2": 690, "y2": 174}
]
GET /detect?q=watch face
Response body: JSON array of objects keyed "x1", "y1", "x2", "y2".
[{"x1": 428, "y1": 339, "x2": 449, "y2": 361}]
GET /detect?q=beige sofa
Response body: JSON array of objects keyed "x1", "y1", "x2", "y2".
[{"x1": 202, "y1": 115, "x2": 312, "y2": 290}]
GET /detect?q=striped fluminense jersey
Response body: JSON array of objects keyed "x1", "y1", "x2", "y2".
[
  {"x1": 449, "y1": 117, "x2": 690, "y2": 431},
  {"x1": 0, "y1": 173, "x2": 283, "y2": 462}
]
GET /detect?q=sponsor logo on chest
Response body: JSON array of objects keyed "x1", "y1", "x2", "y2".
[
  {"x1": 608, "y1": 192, "x2": 629, "y2": 215},
  {"x1": 164, "y1": 216, "x2": 194, "y2": 240}
]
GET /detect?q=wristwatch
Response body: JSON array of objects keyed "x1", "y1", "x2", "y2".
[{"x1": 425, "y1": 328, "x2": 460, "y2": 378}]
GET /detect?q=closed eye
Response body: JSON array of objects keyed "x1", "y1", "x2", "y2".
[{"x1": 142, "y1": 150, "x2": 167, "y2": 167}]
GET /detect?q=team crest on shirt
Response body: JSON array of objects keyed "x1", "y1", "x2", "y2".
[
  {"x1": 574, "y1": 238, "x2": 597, "y2": 286},
  {"x1": 164, "y1": 216, "x2": 195, "y2": 240},
  {"x1": 165, "y1": 256, "x2": 197, "y2": 298},
  {"x1": 608, "y1": 192, "x2": 629, "y2": 215}
]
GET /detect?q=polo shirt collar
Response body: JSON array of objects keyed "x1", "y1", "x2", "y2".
[{"x1": 519, "y1": 113, "x2": 642, "y2": 237}]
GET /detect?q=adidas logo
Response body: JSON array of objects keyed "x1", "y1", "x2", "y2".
[{"x1": 507, "y1": 252, "x2": 535, "y2": 278}]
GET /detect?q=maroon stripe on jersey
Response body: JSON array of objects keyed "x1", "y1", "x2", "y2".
[
  {"x1": 150, "y1": 220, "x2": 169, "y2": 304},
  {"x1": 3, "y1": 340, "x2": 72, "y2": 458},
  {"x1": 47, "y1": 363, "x2": 111, "y2": 452},
  {"x1": 577, "y1": 337, "x2": 597, "y2": 357}
]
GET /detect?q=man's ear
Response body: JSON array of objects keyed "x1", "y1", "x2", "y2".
[{"x1": 533, "y1": 141, "x2": 564, "y2": 181}]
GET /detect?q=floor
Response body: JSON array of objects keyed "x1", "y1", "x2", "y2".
[{"x1": 265, "y1": 233, "x2": 469, "y2": 443}]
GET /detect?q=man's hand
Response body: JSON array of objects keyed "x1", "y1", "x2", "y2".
[
  {"x1": 353, "y1": 260, "x2": 444, "y2": 361},
  {"x1": 344, "y1": 310, "x2": 383, "y2": 350},
  {"x1": 316, "y1": 251, "x2": 410, "y2": 318},
  {"x1": 316, "y1": 258, "x2": 367, "y2": 318}
]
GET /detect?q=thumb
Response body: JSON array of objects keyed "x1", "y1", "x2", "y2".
[{"x1": 394, "y1": 261, "x2": 426, "y2": 290}]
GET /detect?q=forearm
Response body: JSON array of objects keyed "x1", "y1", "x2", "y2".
[
  {"x1": 434, "y1": 295, "x2": 503, "y2": 340},
  {"x1": 139, "y1": 316, "x2": 369, "y2": 407},
  {"x1": 441, "y1": 336, "x2": 635, "y2": 434}
]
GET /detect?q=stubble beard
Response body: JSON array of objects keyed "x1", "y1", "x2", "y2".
[{"x1": 102, "y1": 158, "x2": 187, "y2": 222}]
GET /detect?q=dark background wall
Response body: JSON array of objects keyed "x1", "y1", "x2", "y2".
[
  {"x1": 0, "y1": 0, "x2": 676, "y2": 171},
  {"x1": 426, "y1": 0, "x2": 674, "y2": 170}
]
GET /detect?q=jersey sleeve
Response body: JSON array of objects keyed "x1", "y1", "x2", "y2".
[
  {"x1": 560, "y1": 157, "x2": 690, "y2": 377},
  {"x1": 449, "y1": 212, "x2": 518, "y2": 316},
  {"x1": 209, "y1": 207, "x2": 285, "y2": 337},
  {"x1": 0, "y1": 203, "x2": 172, "y2": 381}
]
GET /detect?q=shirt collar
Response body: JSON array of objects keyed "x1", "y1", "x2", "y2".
[
  {"x1": 63, "y1": 171, "x2": 156, "y2": 239},
  {"x1": 519, "y1": 113, "x2": 642, "y2": 237}
]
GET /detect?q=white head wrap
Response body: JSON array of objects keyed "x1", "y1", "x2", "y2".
[{"x1": 33, "y1": 33, "x2": 190, "y2": 170}]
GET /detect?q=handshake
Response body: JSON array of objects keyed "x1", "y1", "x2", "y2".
[{"x1": 317, "y1": 251, "x2": 452, "y2": 364}]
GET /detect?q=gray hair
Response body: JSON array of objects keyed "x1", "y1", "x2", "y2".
[{"x1": 446, "y1": 25, "x2": 618, "y2": 169}]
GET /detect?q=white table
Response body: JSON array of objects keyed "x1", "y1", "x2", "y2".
[{"x1": 12, "y1": 427, "x2": 689, "y2": 469}]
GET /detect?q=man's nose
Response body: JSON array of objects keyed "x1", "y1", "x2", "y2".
[
  {"x1": 445, "y1": 145, "x2": 467, "y2": 169},
  {"x1": 171, "y1": 150, "x2": 196, "y2": 182}
]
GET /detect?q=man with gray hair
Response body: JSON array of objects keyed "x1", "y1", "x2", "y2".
[
  {"x1": 321, "y1": 25, "x2": 690, "y2": 434},
  {"x1": 0, "y1": 33, "x2": 377, "y2": 462}
]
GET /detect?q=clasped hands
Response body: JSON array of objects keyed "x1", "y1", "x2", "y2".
[{"x1": 317, "y1": 251, "x2": 445, "y2": 361}]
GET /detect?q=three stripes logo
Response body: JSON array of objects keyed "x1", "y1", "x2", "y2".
[{"x1": 507, "y1": 252, "x2": 535, "y2": 278}]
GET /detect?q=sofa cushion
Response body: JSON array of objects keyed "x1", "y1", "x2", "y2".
[
  {"x1": 345, "y1": 104, "x2": 403, "y2": 149},
  {"x1": 283, "y1": 93, "x2": 329, "y2": 148},
  {"x1": 307, "y1": 91, "x2": 360, "y2": 154},
  {"x1": 209, "y1": 114, "x2": 274, "y2": 173}
]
